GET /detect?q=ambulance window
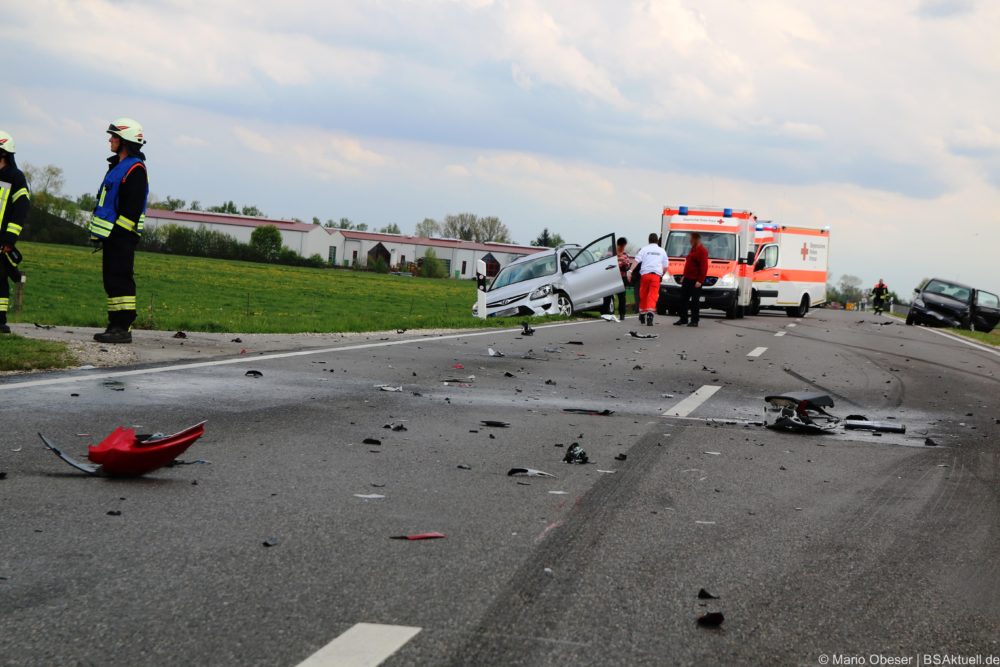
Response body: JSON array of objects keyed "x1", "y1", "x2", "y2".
[{"x1": 763, "y1": 245, "x2": 778, "y2": 269}]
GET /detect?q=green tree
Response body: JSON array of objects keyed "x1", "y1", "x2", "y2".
[
  {"x1": 477, "y1": 216, "x2": 512, "y2": 243},
  {"x1": 415, "y1": 217, "x2": 440, "y2": 238},
  {"x1": 241, "y1": 205, "x2": 264, "y2": 217},
  {"x1": 420, "y1": 248, "x2": 447, "y2": 279},
  {"x1": 189, "y1": 200, "x2": 202, "y2": 211},
  {"x1": 837, "y1": 274, "x2": 864, "y2": 304},
  {"x1": 355, "y1": 222, "x2": 369, "y2": 231},
  {"x1": 441, "y1": 212, "x2": 478, "y2": 240},
  {"x1": 531, "y1": 228, "x2": 565, "y2": 247},
  {"x1": 379, "y1": 223, "x2": 401, "y2": 234},
  {"x1": 148, "y1": 195, "x2": 187, "y2": 211},
  {"x1": 250, "y1": 225, "x2": 283, "y2": 261},
  {"x1": 312, "y1": 216, "x2": 321, "y2": 225},
  {"x1": 337, "y1": 218, "x2": 354, "y2": 229}
]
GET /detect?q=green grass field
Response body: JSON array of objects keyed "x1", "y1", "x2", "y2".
[
  {"x1": 944, "y1": 327, "x2": 1000, "y2": 347},
  {"x1": 8, "y1": 242, "x2": 574, "y2": 333},
  {"x1": 0, "y1": 335, "x2": 77, "y2": 371}
]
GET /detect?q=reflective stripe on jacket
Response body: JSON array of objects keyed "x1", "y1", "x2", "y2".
[{"x1": 89, "y1": 157, "x2": 147, "y2": 239}]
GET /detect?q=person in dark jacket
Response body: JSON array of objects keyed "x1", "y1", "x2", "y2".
[
  {"x1": 88, "y1": 118, "x2": 149, "y2": 344},
  {"x1": 0, "y1": 130, "x2": 31, "y2": 334},
  {"x1": 615, "y1": 237, "x2": 633, "y2": 321},
  {"x1": 675, "y1": 232, "x2": 708, "y2": 327},
  {"x1": 872, "y1": 279, "x2": 889, "y2": 315}
]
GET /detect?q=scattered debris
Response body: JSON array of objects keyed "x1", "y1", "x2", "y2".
[
  {"x1": 166, "y1": 458, "x2": 210, "y2": 467},
  {"x1": 543, "y1": 347, "x2": 562, "y2": 354},
  {"x1": 543, "y1": 567, "x2": 554, "y2": 576},
  {"x1": 245, "y1": 370, "x2": 263, "y2": 378},
  {"x1": 565, "y1": 341, "x2": 584, "y2": 345},
  {"x1": 0, "y1": 472, "x2": 6, "y2": 480},
  {"x1": 354, "y1": 494, "x2": 386, "y2": 500},
  {"x1": 230, "y1": 337, "x2": 243, "y2": 343},
  {"x1": 504, "y1": 372, "x2": 516, "y2": 378},
  {"x1": 39, "y1": 422, "x2": 207, "y2": 477},
  {"x1": 34, "y1": 323, "x2": 55, "y2": 330},
  {"x1": 362, "y1": 438, "x2": 382, "y2": 445},
  {"x1": 628, "y1": 331, "x2": 658, "y2": 339},
  {"x1": 601, "y1": 314, "x2": 618, "y2": 322},
  {"x1": 396, "y1": 329, "x2": 407, "y2": 334},
  {"x1": 453, "y1": 363, "x2": 465, "y2": 370},
  {"x1": 390, "y1": 532, "x2": 446, "y2": 540},
  {"x1": 507, "y1": 468, "x2": 556, "y2": 478},
  {"x1": 764, "y1": 392, "x2": 839, "y2": 433},
  {"x1": 103, "y1": 380, "x2": 125, "y2": 391},
  {"x1": 11, "y1": 445, "x2": 22, "y2": 453},
  {"x1": 696, "y1": 612, "x2": 725, "y2": 628},
  {"x1": 376, "y1": 384, "x2": 403, "y2": 392},
  {"x1": 562, "y1": 408, "x2": 613, "y2": 416},
  {"x1": 563, "y1": 443, "x2": 589, "y2": 464},
  {"x1": 545, "y1": 379, "x2": 557, "y2": 386},
  {"x1": 488, "y1": 348, "x2": 505, "y2": 357},
  {"x1": 106, "y1": 510, "x2": 122, "y2": 516},
  {"x1": 596, "y1": 469, "x2": 617, "y2": 474},
  {"x1": 548, "y1": 490, "x2": 568, "y2": 495},
  {"x1": 522, "y1": 322, "x2": 535, "y2": 336},
  {"x1": 383, "y1": 423, "x2": 408, "y2": 432},
  {"x1": 695, "y1": 520, "x2": 716, "y2": 525},
  {"x1": 702, "y1": 365, "x2": 718, "y2": 374},
  {"x1": 924, "y1": 437, "x2": 938, "y2": 447},
  {"x1": 262, "y1": 537, "x2": 280, "y2": 547},
  {"x1": 698, "y1": 588, "x2": 719, "y2": 600},
  {"x1": 704, "y1": 451, "x2": 721, "y2": 456},
  {"x1": 614, "y1": 454, "x2": 627, "y2": 461},
  {"x1": 633, "y1": 364, "x2": 643, "y2": 370},
  {"x1": 481, "y1": 420, "x2": 510, "y2": 428},
  {"x1": 457, "y1": 464, "x2": 472, "y2": 470},
  {"x1": 843, "y1": 418, "x2": 906, "y2": 434}
]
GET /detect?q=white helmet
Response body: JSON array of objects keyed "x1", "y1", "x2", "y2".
[
  {"x1": 0, "y1": 130, "x2": 15, "y2": 154},
  {"x1": 107, "y1": 117, "x2": 146, "y2": 146}
]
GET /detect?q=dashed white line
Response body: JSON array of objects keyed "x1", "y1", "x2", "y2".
[
  {"x1": 786, "y1": 323, "x2": 797, "y2": 328},
  {"x1": 747, "y1": 347, "x2": 767, "y2": 357},
  {"x1": 663, "y1": 385, "x2": 722, "y2": 417},
  {"x1": 774, "y1": 331, "x2": 787, "y2": 337},
  {"x1": 296, "y1": 623, "x2": 421, "y2": 667}
]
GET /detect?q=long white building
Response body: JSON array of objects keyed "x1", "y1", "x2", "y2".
[{"x1": 142, "y1": 210, "x2": 542, "y2": 277}]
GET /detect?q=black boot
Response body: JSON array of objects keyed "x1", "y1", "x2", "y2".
[
  {"x1": 673, "y1": 318, "x2": 689, "y2": 326},
  {"x1": 646, "y1": 314, "x2": 654, "y2": 326},
  {"x1": 0, "y1": 325, "x2": 10, "y2": 334},
  {"x1": 639, "y1": 313, "x2": 647, "y2": 325},
  {"x1": 94, "y1": 327, "x2": 132, "y2": 344}
]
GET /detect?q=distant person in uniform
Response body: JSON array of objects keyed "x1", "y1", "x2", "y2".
[
  {"x1": 872, "y1": 279, "x2": 889, "y2": 315},
  {"x1": 0, "y1": 130, "x2": 30, "y2": 334},
  {"x1": 627, "y1": 233, "x2": 668, "y2": 326},
  {"x1": 675, "y1": 232, "x2": 708, "y2": 327}
]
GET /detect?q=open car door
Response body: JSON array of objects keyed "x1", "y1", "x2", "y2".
[
  {"x1": 973, "y1": 290, "x2": 1000, "y2": 333},
  {"x1": 560, "y1": 233, "x2": 620, "y2": 309}
]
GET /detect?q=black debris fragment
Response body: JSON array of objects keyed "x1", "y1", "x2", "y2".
[
  {"x1": 457, "y1": 464, "x2": 472, "y2": 470},
  {"x1": 565, "y1": 341, "x2": 584, "y2": 345},
  {"x1": 507, "y1": 468, "x2": 555, "y2": 478},
  {"x1": 488, "y1": 347, "x2": 505, "y2": 357},
  {"x1": 397, "y1": 329, "x2": 407, "y2": 334},
  {"x1": 363, "y1": 438, "x2": 382, "y2": 445},
  {"x1": 545, "y1": 379, "x2": 557, "y2": 386},
  {"x1": 34, "y1": 323, "x2": 55, "y2": 330},
  {"x1": 383, "y1": 423, "x2": 408, "y2": 431},
  {"x1": 628, "y1": 331, "x2": 658, "y2": 339},
  {"x1": 698, "y1": 588, "x2": 719, "y2": 600},
  {"x1": 504, "y1": 372, "x2": 516, "y2": 378},
  {"x1": 231, "y1": 337, "x2": 243, "y2": 343},
  {"x1": 262, "y1": 537, "x2": 279, "y2": 547},
  {"x1": 633, "y1": 365, "x2": 643, "y2": 370},
  {"x1": 563, "y1": 443, "x2": 589, "y2": 464},
  {"x1": 696, "y1": 612, "x2": 725, "y2": 627},
  {"x1": 245, "y1": 370, "x2": 263, "y2": 378},
  {"x1": 0, "y1": 472, "x2": 6, "y2": 480},
  {"x1": 563, "y1": 408, "x2": 614, "y2": 416},
  {"x1": 106, "y1": 510, "x2": 122, "y2": 516},
  {"x1": 614, "y1": 454, "x2": 627, "y2": 461},
  {"x1": 481, "y1": 420, "x2": 510, "y2": 428},
  {"x1": 764, "y1": 392, "x2": 838, "y2": 433},
  {"x1": 522, "y1": 322, "x2": 535, "y2": 336},
  {"x1": 924, "y1": 437, "x2": 938, "y2": 447},
  {"x1": 172, "y1": 331, "x2": 187, "y2": 339}
]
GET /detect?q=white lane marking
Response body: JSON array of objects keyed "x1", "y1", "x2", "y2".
[
  {"x1": 786, "y1": 323, "x2": 797, "y2": 327},
  {"x1": 663, "y1": 385, "x2": 722, "y2": 417},
  {"x1": 296, "y1": 623, "x2": 421, "y2": 667},
  {"x1": 774, "y1": 331, "x2": 786, "y2": 337},
  {"x1": 0, "y1": 320, "x2": 594, "y2": 391},
  {"x1": 747, "y1": 346, "x2": 767, "y2": 357},
  {"x1": 919, "y1": 327, "x2": 1000, "y2": 358}
]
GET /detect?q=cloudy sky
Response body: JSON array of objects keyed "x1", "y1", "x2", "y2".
[{"x1": 5, "y1": 0, "x2": 999, "y2": 292}]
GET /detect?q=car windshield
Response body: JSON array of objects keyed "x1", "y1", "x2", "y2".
[
  {"x1": 489, "y1": 253, "x2": 557, "y2": 290},
  {"x1": 924, "y1": 279, "x2": 971, "y2": 303},
  {"x1": 666, "y1": 232, "x2": 736, "y2": 260}
]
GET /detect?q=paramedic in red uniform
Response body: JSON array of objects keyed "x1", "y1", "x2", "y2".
[
  {"x1": 675, "y1": 232, "x2": 708, "y2": 327},
  {"x1": 627, "y1": 233, "x2": 668, "y2": 326}
]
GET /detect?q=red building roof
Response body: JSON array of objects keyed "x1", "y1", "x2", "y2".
[
  {"x1": 337, "y1": 229, "x2": 540, "y2": 255},
  {"x1": 145, "y1": 209, "x2": 322, "y2": 233}
]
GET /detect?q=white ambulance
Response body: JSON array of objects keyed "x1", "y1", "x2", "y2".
[{"x1": 750, "y1": 223, "x2": 830, "y2": 317}]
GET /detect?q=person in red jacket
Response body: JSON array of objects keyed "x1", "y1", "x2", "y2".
[{"x1": 675, "y1": 232, "x2": 708, "y2": 327}]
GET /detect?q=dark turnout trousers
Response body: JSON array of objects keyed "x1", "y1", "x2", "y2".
[
  {"x1": 103, "y1": 228, "x2": 139, "y2": 330},
  {"x1": 679, "y1": 277, "x2": 702, "y2": 323}
]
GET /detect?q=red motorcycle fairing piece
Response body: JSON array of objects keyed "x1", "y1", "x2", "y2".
[{"x1": 87, "y1": 421, "x2": 206, "y2": 476}]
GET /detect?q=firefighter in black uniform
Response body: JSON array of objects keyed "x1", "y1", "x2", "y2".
[
  {"x1": 0, "y1": 130, "x2": 31, "y2": 334},
  {"x1": 88, "y1": 118, "x2": 148, "y2": 344},
  {"x1": 872, "y1": 279, "x2": 889, "y2": 315}
]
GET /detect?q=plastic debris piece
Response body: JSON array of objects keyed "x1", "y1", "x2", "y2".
[
  {"x1": 103, "y1": 380, "x2": 125, "y2": 391},
  {"x1": 601, "y1": 314, "x2": 618, "y2": 322},
  {"x1": 231, "y1": 337, "x2": 243, "y2": 343},
  {"x1": 481, "y1": 420, "x2": 510, "y2": 428},
  {"x1": 697, "y1": 612, "x2": 725, "y2": 627},
  {"x1": 262, "y1": 537, "x2": 279, "y2": 547},
  {"x1": 504, "y1": 372, "x2": 516, "y2": 378},
  {"x1": 363, "y1": 438, "x2": 382, "y2": 445},
  {"x1": 544, "y1": 567, "x2": 554, "y2": 576},
  {"x1": 11, "y1": 445, "x2": 22, "y2": 452},
  {"x1": 843, "y1": 419, "x2": 906, "y2": 434},
  {"x1": 383, "y1": 423, "x2": 408, "y2": 432},
  {"x1": 549, "y1": 490, "x2": 568, "y2": 495},
  {"x1": 245, "y1": 370, "x2": 263, "y2": 378},
  {"x1": 172, "y1": 331, "x2": 187, "y2": 339},
  {"x1": 563, "y1": 443, "x2": 589, "y2": 464},
  {"x1": 565, "y1": 341, "x2": 584, "y2": 345},
  {"x1": 457, "y1": 464, "x2": 472, "y2": 470},
  {"x1": 376, "y1": 385, "x2": 403, "y2": 392},
  {"x1": 545, "y1": 379, "x2": 557, "y2": 386},
  {"x1": 596, "y1": 469, "x2": 617, "y2": 474},
  {"x1": 522, "y1": 323, "x2": 535, "y2": 336},
  {"x1": 507, "y1": 468, "x2": 556, "y2": 478},
  {"x1": 698, "y1": 588, "x2": 719, "y2": 600},
  {"x1": 628, "y1": 330, "x2": 658, "y2": 339},
  {"x1": 453, "y1": 363, "x2": 464, "y2": 369},
  {"x1": 390, "y1": 532, "x2": 446, "y2": 540},
  {"x1": 397, "y1": 329, "x2": 407, "y2": 334},
  {"x1": 614, "y1": 454, "x2": 627, "y2": 461},
  {"x1": 40, "y1": 422, "x2": 206, "y2": 477},
  {"x1": 704, "y1": 451, "x2": 721, "y2": 456},
  {"x1": 106, "y1": 510, "x2": 122, "y2": 516},
  {"x1": 354, "y1": 494, "x2": 386, "y2": 500},
  {"x1": 924, "y1": 437, "x2": 938, "y2": 447},
  {"x1": 695, "y1": 520, "x2": 716, "y2": 525},
  {"x1": 34, "y1": 323, "x2": 55, "y2": 329},
  {"x1": 488, "y1": 348, "x2": 505, "y2": 357},
  {"x1": 764, "y1": 392, "x2": 839, "y2": 433},
  {"x1": 563, "y1": 408, "x2": 613, "y2": 416}
]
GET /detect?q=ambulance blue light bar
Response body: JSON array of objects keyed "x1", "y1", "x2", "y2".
[{"x1": 679, "y1": 206, "x2": 688, "y2": 215}]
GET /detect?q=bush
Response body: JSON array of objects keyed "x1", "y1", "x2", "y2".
[
  {"x1": 20, "y1": 209, "x2": 89, "y2": 246},
  {"x1": 370, "y1": 257, "x2": 390, "y2": 274},
  {"x1": 419, "y1": 248, "x2": 447, "y2": 279}
]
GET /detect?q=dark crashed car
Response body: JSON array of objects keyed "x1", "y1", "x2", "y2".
[{"x1": 906, "y1": 278, "x2": 999, "y2": 333}]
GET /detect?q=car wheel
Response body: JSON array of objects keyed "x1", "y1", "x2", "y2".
[
  {"x1": 905, "y1": 311, "x2": 915, "y2": 325},
  {"x1": 555, "y1": 292, "x2": 574, "y2": 316}
]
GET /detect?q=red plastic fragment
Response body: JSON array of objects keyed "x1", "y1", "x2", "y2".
[
  {"x1": 390, "y1": 532, "x2": 446, "y2": 541},
  {"x1": 88, "y1": 422, "x2": 206, "y2": 477},
  {"x1": 452, "y1": 363, "x2": 464, "y2": 369}
]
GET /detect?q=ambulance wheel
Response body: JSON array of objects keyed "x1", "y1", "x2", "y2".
[
  {"x1": 555, "y1": 292, "x2": 574, "y2": 316},
  {"x1": 725, "y1": 303, "x2": 738, "y2": 319},
  {"x1": 786, "y1": 295, "x2": 809, "y2": 318},
  {"x1": 749, "y1": 292, "x2": 761, "y2": 316}
]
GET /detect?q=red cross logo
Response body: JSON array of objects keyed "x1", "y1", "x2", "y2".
[{"x1": 800, "y1": 242, "x2": 809, "y2": 260}]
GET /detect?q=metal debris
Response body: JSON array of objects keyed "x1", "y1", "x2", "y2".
[
  {"x1": 245, "y1": 370, "x2": 263, "y2": 378},
  {"x1": 563, "y1": 443, "x2": 589, "y2": 464},
  {"x1": 507, "y1": 468, "x2": 556, "y2": 478}
]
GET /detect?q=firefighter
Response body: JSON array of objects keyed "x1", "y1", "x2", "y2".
[
  {"x1": 872, "y1": 279, "x2": 889, "y2": 315},
  {"x1": 0, "y1": 130, "x2": 30, "y2": 334},
  {"x1": 89, "y1": 118, "x2": 148, "y2": 344}
]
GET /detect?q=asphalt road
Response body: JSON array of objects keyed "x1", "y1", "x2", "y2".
[{"x1": 1, "y1": 309, "x2": 998, "y2": 667}]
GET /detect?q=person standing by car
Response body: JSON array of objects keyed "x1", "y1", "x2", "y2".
[
  {"x1": 675, "y1": 232, "x2": 708, "y2": 327},
  {"x1": 628, "y1": 233, "x2": 668, "y2": 326},
  {"x1": 614, "y1": 237, "x2": 633, "y2": 321},
  {"x1": 872, "y1": 279, "x2": 889, "y2": 315},
  {"x1": 0, "y1": 130, "x2": 30, "y2": 335},
  {"x1": 88, "y1": 118, "x2": 148, "y2": 344}
]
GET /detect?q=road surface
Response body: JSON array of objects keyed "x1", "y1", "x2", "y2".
[{"x1": 1, "y1": 310, "x2": 998, "y2": 666}]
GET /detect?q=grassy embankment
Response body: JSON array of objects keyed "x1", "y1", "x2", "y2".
[
  {"x1": 0, "y1": 335, "x2": 77, "y2": 371},
  {"x1": 8, "y1": 241, "x2": 571, "y2": 333},
  {"x1": 888, "y1": 311, "x2": 999, "y2": 347}
]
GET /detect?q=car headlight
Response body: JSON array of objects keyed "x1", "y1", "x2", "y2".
[
  {"x1": 716, "y1": 273, "x2": 736, "y2": 288},
  {"x1": 530, "y1": 284, "x2": 554, "y2": 300},
  {"x1": 913, "y1": 298, "x2": 924, "y2": 308}
]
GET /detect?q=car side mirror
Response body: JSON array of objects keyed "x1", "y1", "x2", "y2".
[
  {"x1": 755, "y1": 259, "x2": 765, "y2": 271},
  {"x1": 913, "y1": 288, "x2": 919, "y2": 294}
]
